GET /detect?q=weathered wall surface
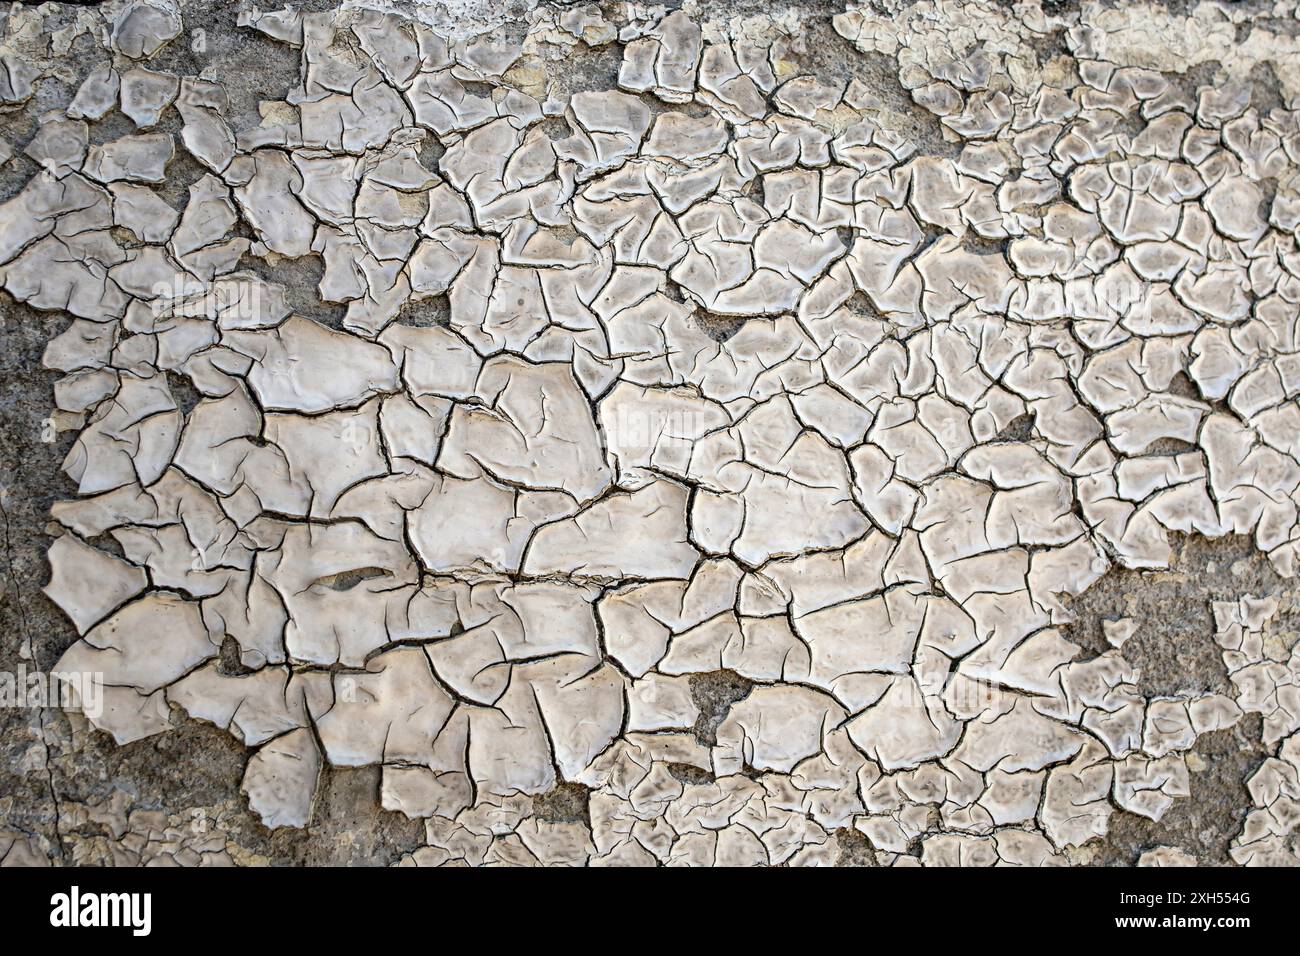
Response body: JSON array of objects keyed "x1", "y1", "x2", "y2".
[{"x1": 1, "y1": 0, "x2": 1299, "y2": 867}]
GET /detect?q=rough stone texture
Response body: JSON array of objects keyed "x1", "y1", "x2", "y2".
[{"x1": 2, "y1": 0, "x2": 1300, "y2": 867}]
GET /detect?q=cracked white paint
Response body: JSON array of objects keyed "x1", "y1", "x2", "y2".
[{"x1": 7, "y1": 0, "x2": 1300, "y2": 865}]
